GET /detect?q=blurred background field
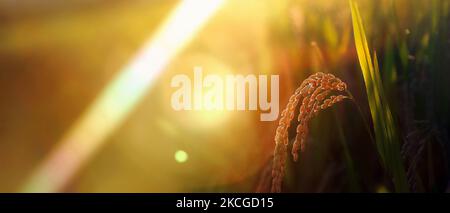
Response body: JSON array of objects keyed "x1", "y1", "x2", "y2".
[{"x1": 0, "y1": 0, "x2": 449, "y2": 192}]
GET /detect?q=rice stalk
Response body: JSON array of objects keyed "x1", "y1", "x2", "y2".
[
  {"x1": 333, "y1": 110, "x2": 360, "y2": 192},
  {"x1": 271, "y1": 72, "x2": 349, "y2": 192},
  {"x1": 349, "y1": 0, "x2": 409, "y2": 192}
]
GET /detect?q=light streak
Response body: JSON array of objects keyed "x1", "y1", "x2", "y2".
[{"x1": 21, "y1": 0, "x2": 225, "y2": 192}]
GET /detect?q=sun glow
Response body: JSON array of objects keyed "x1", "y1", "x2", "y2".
[{"x1": 21, "y1": 0, "x2": 225, "y2": 192}]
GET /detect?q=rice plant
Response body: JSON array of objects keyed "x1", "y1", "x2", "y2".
[
  {"x1": 349, "y1": 0, "x2": 409, "y2": 192},
  {"x1": 271, "y1": 72, "x2": 349, "y2": 192}
]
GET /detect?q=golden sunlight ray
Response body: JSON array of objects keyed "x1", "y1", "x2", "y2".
[{"x1": 21, "y1": 0, "x2": 225, "y2": 192}]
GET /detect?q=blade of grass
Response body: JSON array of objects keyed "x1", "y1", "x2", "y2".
[
  {"x1": 333, "y1": 110, "x2": 360, "y2": 192},
  {"x1": 349, "y1": 0, "x2": 409, "y2": 192}
]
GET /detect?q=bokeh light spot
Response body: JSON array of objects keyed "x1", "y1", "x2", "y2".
[{"x1": 174, "y1": 150, "x2": 188, "y2": 163}]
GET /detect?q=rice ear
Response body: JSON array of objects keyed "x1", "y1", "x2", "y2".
[{"x1": 271, "y1": 72, "x2": 349, "y2": 192}]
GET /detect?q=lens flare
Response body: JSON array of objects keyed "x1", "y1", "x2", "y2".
[
  {"x1": 21, "y1": 0, "x2": 225, "y2": 192},
  {"x1": 174, "y1": 150, "x2": 189, "y2": 163}
]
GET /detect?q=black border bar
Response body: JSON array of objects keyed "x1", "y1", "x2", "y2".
[{"x1": 0, "y1": 193, "x2": 448, "y2": 211}]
